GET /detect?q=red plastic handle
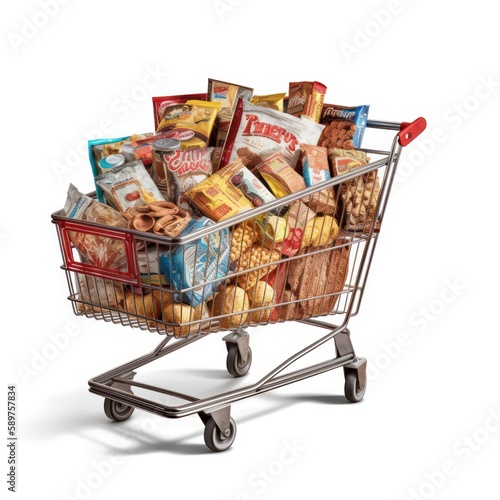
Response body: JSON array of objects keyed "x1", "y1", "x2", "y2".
[
  {"x1": 398, "y1": 117, "x2": 427, "y2": 147},
  {"x1": 58, "y1": 219, "x2": 140, "y2": 286}
]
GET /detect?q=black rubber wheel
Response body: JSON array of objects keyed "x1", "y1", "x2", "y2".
[
  {"x1": 204, "y1": 417, "x2": 237, "y2": 452},
  {"x1": 226, "y1": 345, "x2": 252, "y2": 377},
  {"x1": 103, "y1": 398, "x2": 135, "y2": 422},
  {"x1": 344, "y1": 371, "x2": 366, "y2": 403}
]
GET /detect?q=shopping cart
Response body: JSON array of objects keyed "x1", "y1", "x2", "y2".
[{"x1": 51, "y1": 117, "x2": 426, "y2": 451}]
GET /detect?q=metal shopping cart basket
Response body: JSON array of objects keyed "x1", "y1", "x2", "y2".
[{"x1": 51, "y1": 117, "x2": 426, "y2": 452}]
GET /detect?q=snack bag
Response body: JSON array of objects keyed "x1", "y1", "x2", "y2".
[
  {"x1": 319, "y1": 104, "x2": 369, "y2": 149},
  {"x1": 221, "y1": 99, "x2": 325, "y2": 171},
  {"x1": 95, "y1": 160, "x2": 165, "y2": 214},
  {"x1": 251, "y1": 92, "x2": 286, "y2": 112},
  {"x1": 62, "y1": 184, "x2": 128, "y2": 270},
  {"x1": 208, "y1": 78, "x2": 253, "y2": 113},
  {"x1": 208, "y1": 78, "x2": 254, "y2": 149},
  {"x1": 228, "y1": 166, "x2": 275, "y2": 208},
  {"x1": 184, "y1": 158, "x2": 255, "y2": 222},
  {"x1": 156, "y1": 100, "x2": 220, "y2": 149},
  {"x1": 88, "y1": 134, "x2": 152, "y2": 203},
  {"x1": 159, "y1": 217, "x2": 230, "y2": 307},
  {"x1": 160, "y1": 147, "x2": 214, "y2": 214},
  {"x1": 287, "y1": 81, "x2": 327, "y2": 123},
  {"x1": 152, "y1": 93, "x2": 207, "y2": 131}
]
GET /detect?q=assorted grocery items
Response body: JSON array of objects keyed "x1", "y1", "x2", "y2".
[
  {"x1": 52, "y1": 77, "x2": 427, "y2": 452},
  {"x1": 56, "y1": 77, "x2": 382, "y2": 337}
]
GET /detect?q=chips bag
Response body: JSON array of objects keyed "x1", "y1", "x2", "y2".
[{"x1": 156, "y1": 100, "x2": 220, "y2": 149}]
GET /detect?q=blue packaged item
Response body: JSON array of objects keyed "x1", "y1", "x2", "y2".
[
  {"x1": 159, "y1": 217, "x2": 230, "y2": 307},
  {"x1": 320, "y1": 104, "x2": 370, "y2": 149}
]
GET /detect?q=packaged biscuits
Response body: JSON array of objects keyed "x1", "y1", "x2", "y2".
[
  {"x1": 319, "y1": 104, "x2": 369, "y2": 149},
  {"x1": 329, "y1": 148, "x2": 380, "y2": 232}
]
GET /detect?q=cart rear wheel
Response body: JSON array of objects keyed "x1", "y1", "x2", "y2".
[
  {"x1": 204, "y1": 416, "x2": 237, "y2": 452},
  {"x1": 104, "y1": 398, "x2": 135, "y2": 422},
  {"x1": 344, "y1": 371, "x2": 366, "y2": 403},
  {"x1": 226, "y1": 345, "x2": 252, "y2": 377}
]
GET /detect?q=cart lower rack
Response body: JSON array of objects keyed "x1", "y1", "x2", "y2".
[{"x1": 52, "y1": 117, "x2": 426, "y2": 451}]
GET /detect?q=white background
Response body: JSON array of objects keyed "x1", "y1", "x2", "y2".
[{"x1": 2, "y1": 1, "x2": 499, "y2": 499}]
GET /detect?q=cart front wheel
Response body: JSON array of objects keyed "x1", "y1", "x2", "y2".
[
  {"x1": 104, "y1": 398, "x2": 135, "y2": 422},
  {"x1": 226, "y1": 345, "x2": 252, "y2": 377},
  {"x1": 204, "y1": 416, "x2": 237, "y2": 452},
  {"x1": 344, "y1": 371, "x2": 366, "y2": 403}
]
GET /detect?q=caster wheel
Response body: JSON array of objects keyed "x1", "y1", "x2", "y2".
[
  {"x1": 226, "y1": 344, "x2": 252, "y2": 377},
  {"x1": 104, "y1": 398, "x2": 135, "y2": 422},
  {"x1": 204, "y1": 416, "x2": 237, "y2": 452},
  {"x1": 344, "y1": 371, "x2": 366, "y2": 403}
]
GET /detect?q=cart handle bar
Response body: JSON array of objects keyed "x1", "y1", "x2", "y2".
[{"x1": 367, "y1": 117, "x2": 426, "y2": 147}]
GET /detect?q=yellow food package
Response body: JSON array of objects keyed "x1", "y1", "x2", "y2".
[
  {"x1": 155, "y1": 100, "x2": 220, "y2": 150},
  {"x1": 184, "y1": 158, "x2": 254, "y2": 222},
  {"x1": 251, "y1": 93, "x2": 286, "y2": 112}
]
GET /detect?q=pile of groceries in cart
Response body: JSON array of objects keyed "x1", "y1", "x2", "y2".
[{"x1": 58, "y1": 77, "x2": 382, "y2": 337}]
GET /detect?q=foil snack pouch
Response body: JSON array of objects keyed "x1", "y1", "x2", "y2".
[{"x1": 156, "y1": 100, "x2": 220, "y2": 149}]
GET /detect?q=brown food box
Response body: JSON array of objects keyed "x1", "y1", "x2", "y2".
[
  {"x1": 287, "y1": 81, "x2": 327, "y2": 123},
  {"x1": 255, "y1": 152, "x2": 306, "y2": 198}
]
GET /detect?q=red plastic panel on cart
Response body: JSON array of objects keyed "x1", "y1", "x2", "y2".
[{"x1": 57, "y1": 219, "x2": 140, "y2": 286}]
